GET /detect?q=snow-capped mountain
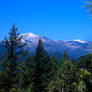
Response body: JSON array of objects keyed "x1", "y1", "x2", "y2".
[
  {"x1": 0, "y1": 32, "x2": 91, "y2": 59},
  {"x1": 20, "y1": 33, "x2": 92, "y2": 59},
  {"x1": 72, "y1": 39, "x2": 87, "y2": 43}
]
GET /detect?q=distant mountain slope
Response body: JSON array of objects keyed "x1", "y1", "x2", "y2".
[
  {"x1": 21, "y1": 33, "x2": 92, "y2": 59},
  {"x1": 0, "y1": 33, "x2": 92, "y2": 59}
]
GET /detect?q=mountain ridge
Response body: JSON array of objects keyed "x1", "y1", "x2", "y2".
[
  {"x1": 20, "y1": 33, "x2": 92, "y2": 59},
  {"x1": 0, "y1": 32, "x2": 92, "y2": 59}
]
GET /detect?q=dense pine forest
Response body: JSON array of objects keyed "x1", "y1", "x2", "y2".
[{"x1": 0, "y1": 24, "x2": 92, "y2": 92}]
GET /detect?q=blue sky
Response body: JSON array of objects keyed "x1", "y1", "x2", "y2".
[{"x1": 0, "y1": 0, "x2": 92, "y2": 41}]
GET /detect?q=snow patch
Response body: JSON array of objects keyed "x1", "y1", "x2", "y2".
[
  {"x1": 21, "y1": 33, "x2": 39, "y2": 38},
  {"x1": 73, "y1": 39, "x2": 87, "y2": 43}
]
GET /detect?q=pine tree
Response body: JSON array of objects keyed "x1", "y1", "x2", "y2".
[
  {"x1": 48, "y1": 52, "x2": 78, "y2": 92},
  {"x1": 17, "y1": 55, "x2": 34, "y2": 92},
  {"x1": 58, "y1": 60, "x2": 77, "y2": 92},
  {"x1": 0, "y1": 24, "x2": 27, "y2": 91},
  {"x1": 63, "y1": 51, "x2": 68, "y2": 61},
  {"x1": 47, "y1": 57, "x2": 58, "y2": 85},
  {"x1": 0, "y1": 54, "x2": 10, "y2": 92},
  {"x1": 32, "y1": 39, "x2": 49, "y2": 92},
  {"x1": 59, "y1": 51, "x2": 69, "y2": 67}
]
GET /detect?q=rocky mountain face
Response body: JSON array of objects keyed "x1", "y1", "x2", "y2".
[
  {"x1": 21, "y1": 33, "x2": 92, "y2": 59},
  {"x1": 0, "y1": 33, "x2": 92, "y2": 59}
]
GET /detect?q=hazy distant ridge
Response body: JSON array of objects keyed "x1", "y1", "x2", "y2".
[{"x1": 20, "y1": 33, "x2": 92, "y2": 59}]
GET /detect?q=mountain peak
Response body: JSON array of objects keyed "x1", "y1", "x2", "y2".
[
  {"x1": 72, "y1": 39, "x2": 87, "y2": 43},
  {"x1": 22, "y1": 32, "x2": 39, "y2": 38}
]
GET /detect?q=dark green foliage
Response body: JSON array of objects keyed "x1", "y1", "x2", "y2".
[
  {"x1": 0, "y1": 24, "x2": 28, "y2": 91},
  {"x1": 47, "y1": 57, "x2": 58, "y2": 82},
  {"x1": 78, "y1": 54, "x2": 92, "y2": 72},
  {"x1": 17, "y1": 55, "x2": 34, "y2": 91},
  {"x1": 0, "y1": 54, "x2": 10, "y2": 92},
  {"x1": 58, "y1": 61, "x2": 77, "y2": 92},
  {"x1": 78, "y1": 54, "x2": 92, "y2": 92},
  {"x1": 48, "y1": 56, "x2": 78, "y2": 92},
  {"x1": 32, "y1": 39, "x2": 50, "y2": 92}
]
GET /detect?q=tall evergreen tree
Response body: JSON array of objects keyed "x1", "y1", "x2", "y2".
[
  {"x1": 32, "y1": 39, "x2": 49, "y2": 92},
  {"x1": 47, "y1": 57, "x2": 58, "y2": 83},
  {"x1": 48, "y1": 53, "x2": 78, "y2": 92},
  {"x1": 0, "y1": 54, "x2": 10, "y2": 92},
  {"x1": 58, "y1": 60, "x2": 78, "y2": 92},
  {"x1": 17, "y1": 55, "x2": 34, "y2": 92},
  {"x1": 0, "y1": 24, "x2": 27, "y2": 92}
]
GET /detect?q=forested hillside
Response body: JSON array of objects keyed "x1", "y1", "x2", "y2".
[{"x1": 0, "y1": 25, "x2": 92, "y2": 92}]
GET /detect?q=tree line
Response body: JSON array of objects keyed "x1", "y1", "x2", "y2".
[{"x1": 0, "y1": 24, "x2": 92, "y2": 92}]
